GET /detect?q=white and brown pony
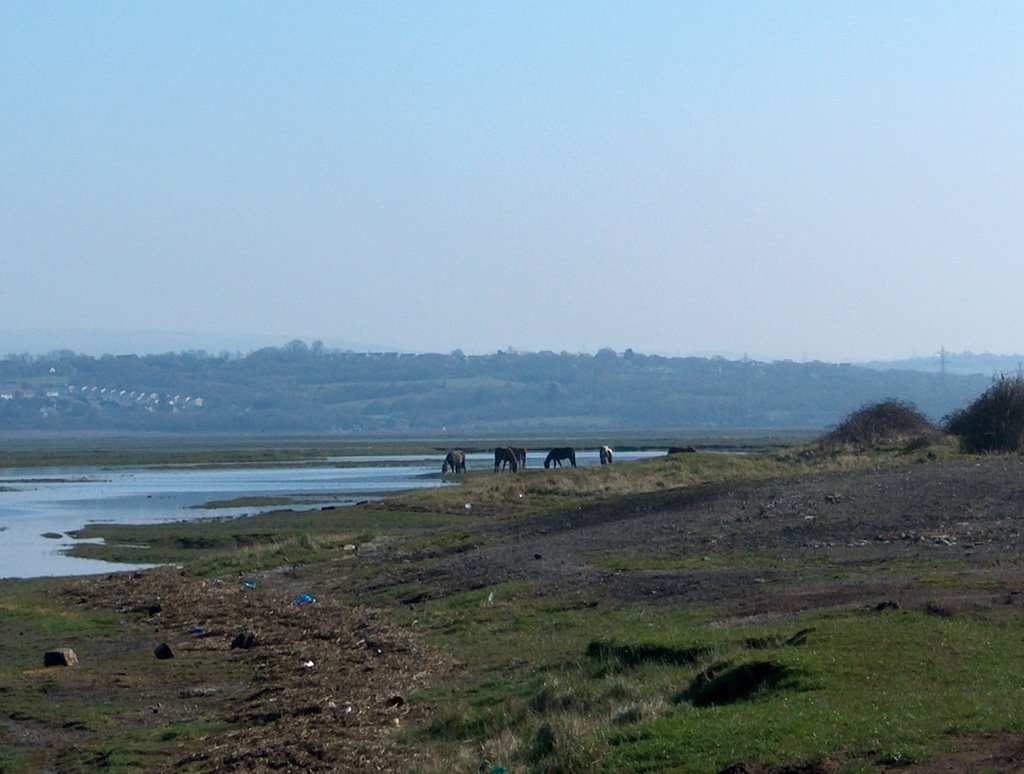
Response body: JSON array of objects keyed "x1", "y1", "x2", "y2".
[{"x1": 442, "y1": 450, "x2": 466, "y2": 474}]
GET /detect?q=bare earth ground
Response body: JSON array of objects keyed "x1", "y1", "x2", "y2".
[{"x1": 7, "y1": 455, "x2": 1024, "y2": 771}]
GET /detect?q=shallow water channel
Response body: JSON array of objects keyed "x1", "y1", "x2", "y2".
[{"x1": 0, "y1": 449, "x2": 660, "y2": 579}]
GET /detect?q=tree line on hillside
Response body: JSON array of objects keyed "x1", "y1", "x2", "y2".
[{"x1": 0, "y1": 344, "x2": 993, "y2": 434}]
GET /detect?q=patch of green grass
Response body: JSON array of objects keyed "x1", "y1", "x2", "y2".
[
  {"x1": 402, "y1": 594, "x2": 1024, "y2": 773},
  {"x1": 0, "y1": 580, "x2": 124, "y2": 674},
  {"x1": 397, "y1": 530, "x2": 487, "y2": 556},
  {"x1": 594, "y1": 553, "x2": 801, "y2": 573}
]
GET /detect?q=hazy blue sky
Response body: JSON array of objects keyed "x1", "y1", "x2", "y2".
[{"x1": 4, "y1": 2, "x2": 1023, "y2": 361}]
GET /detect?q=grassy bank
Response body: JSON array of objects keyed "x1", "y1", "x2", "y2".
[{"x1": 398, "y1": 588, "x2": 1024, "y2": 772}]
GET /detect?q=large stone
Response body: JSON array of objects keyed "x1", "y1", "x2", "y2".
[{"x1": 43, "y1": 648, "x2": 78, "y2": 667}]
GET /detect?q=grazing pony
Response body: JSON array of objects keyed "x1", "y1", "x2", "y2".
[
  {"x1": 599, "y1": 445, "x2": 613, "y2": 465},
  {"x1": 442, "y1": 450, "x2": 466, "y2": 474},
  {"x1": 494, "y1": 447, "x2": 519, "y2": 473},
  {"x1": 544, "y1": 447, "x2": 576, "y2": 468},
  {"x1": 512, "y1": 447, "x2": 527, "y2": 469}
]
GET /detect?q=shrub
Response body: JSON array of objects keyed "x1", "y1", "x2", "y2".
[
  {"x1": 820, "y1": 399, "x2": 940, "y2": 448},
  {"x1": 945, "y1": 374, "x2": 1024, "y2": 453}
]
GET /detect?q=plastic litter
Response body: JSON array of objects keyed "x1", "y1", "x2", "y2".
[
  {"x1": 188, "y1": 626, "x2": 205, "y2": 636},
  {"x1": 293, "y1": 593, "x2": 317, "y2": 606},
  {"x1": 242, "y1": 580, "x2": 257, "y2": 589}
]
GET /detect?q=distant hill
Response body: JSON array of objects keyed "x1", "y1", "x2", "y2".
[
  {"x1": 860, "y1": 351, "x2": 1024, "y2": 377},
  {"x1": 0, "y1": 344, "x2": 993, "y2": 434}
]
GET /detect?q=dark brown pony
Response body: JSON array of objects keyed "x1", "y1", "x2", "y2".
[
  {"x1": 512, "y1": 447, "x2": 527, "y2": 469},
  {"x1": 494, "y1": 447, "x2": 519, "y2": 473},
  {"x1": 544, "y1": 447, "x2": 576, "y2": 468},
  {"x1": 442, "y1": 450, "x2": 466, "y2": 474}
]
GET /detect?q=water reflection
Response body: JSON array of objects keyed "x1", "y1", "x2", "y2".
[{"x1": 0, "y1": 460, "x2": 445, "y2": 580}]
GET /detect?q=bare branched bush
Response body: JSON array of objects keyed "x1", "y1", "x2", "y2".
[
  {"x1": 820, "y1": 399, "x2": 940, "y2": 449},
  {"x1": 945, "y1": 374, "x2": 1024, "y2": 453}
]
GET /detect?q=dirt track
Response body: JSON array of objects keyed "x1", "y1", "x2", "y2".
[{"x1": 12, "y1": 455, "x2": 1024, "y2": 771}]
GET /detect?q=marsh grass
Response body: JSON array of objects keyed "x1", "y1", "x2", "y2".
[
  {"x1": 400, "y1": 583, "x2": 1024, "y2": 773},
  {"x1": 66, "y1": 506, "x2": 473, "y2": 571}
]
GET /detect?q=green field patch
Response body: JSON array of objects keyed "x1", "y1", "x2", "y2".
[
  {"x1": 404, "y1": 599, "x2": 1024, "y2": 773},
  {"x1": 0, "y1": 581, "x2": 124, "y2": 674}
]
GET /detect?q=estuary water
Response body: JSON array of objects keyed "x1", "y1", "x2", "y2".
[{"x1": 0, "y1": 449, "x2": 662, "y2": 579}]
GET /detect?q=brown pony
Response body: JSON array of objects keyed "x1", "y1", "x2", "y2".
[
  {"x1": 494, "y1": 447, "x2": 519, "y2": 473},
  {"x1": 442, "y1": 450, "x2": 466, "y2": 474},
  {"x1": 544, "y1": 447, "x2": 576, "y2": 468}
]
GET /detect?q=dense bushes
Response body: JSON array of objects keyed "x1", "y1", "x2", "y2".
[
  {"x1": 818, "y1": 377, "x2": 1024, "y2": 454},
  {"x1": 945, "y1": 374, "x2": 1024, "y2": 453},
  {"x1": 820, "y1": 399, "x2": 941, "y2": 448}
]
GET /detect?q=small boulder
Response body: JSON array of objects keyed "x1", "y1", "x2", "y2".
[
  {"x1": 230, "y1": 631, "x2": 258, "y2": 649},
  {"x1": 43, "y1": 648, "x2": 78, "y2": 667},
  {"x1": 154, "y1": 642, "x2": 174, "y2": 660}
]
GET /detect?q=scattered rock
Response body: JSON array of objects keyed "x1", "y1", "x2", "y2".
[
  {"x1": 154, "y1": 642, "x2": 174, "y2": 659},
  {"x1": 231, "y1": 631, "x2": 258, "y2": 649},
  {"x1": 43, "y1": 648, "x2": 78, "y2": 667},
  {"x1": 179, "y1": 686, "x2": 221, "y2": 698}
]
